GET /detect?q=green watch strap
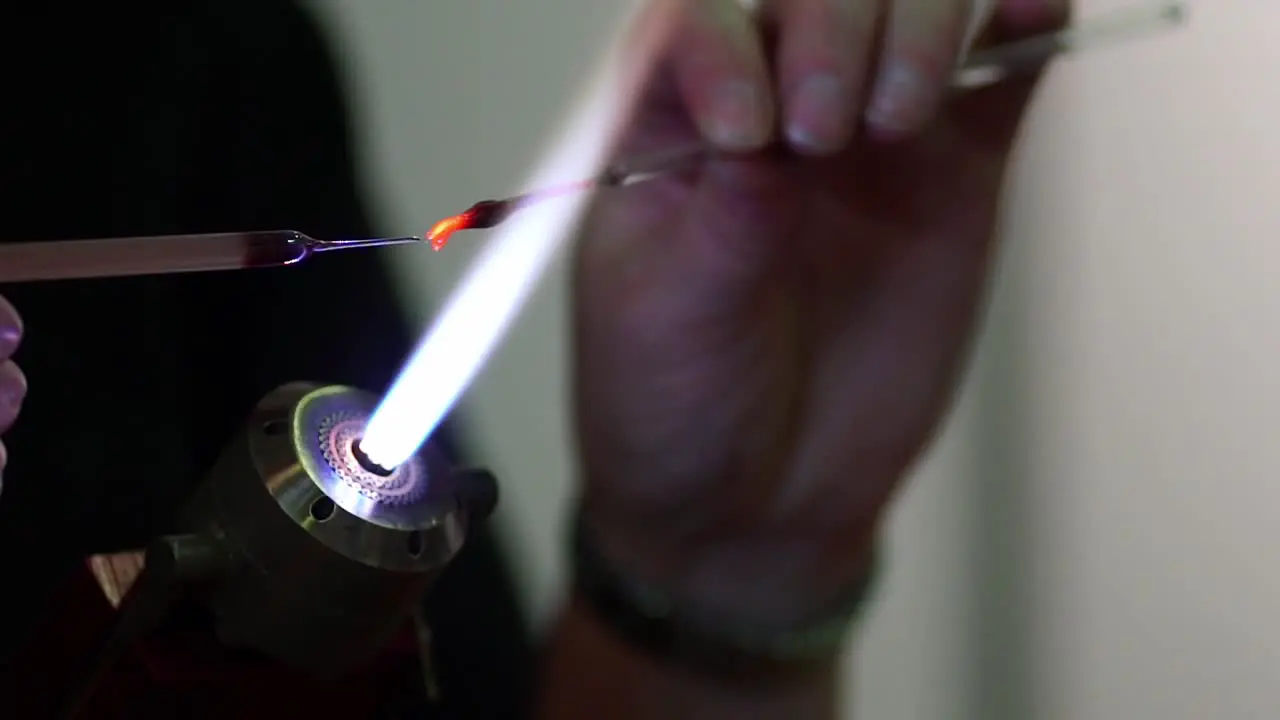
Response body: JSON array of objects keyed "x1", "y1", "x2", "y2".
[{"x1": 570, "y1": 510, "x2": 881, "y2": 682}]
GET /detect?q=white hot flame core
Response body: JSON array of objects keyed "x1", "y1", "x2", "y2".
[{"x1": 361, "y1": 0, "x2": 664, "y2": 470}]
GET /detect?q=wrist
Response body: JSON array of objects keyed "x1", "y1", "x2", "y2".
[
  {"x1": 570, "y1": 504, "x2": 880, "y2": 685},
  {"x1": 579, "y1": 505, "x2": 880, "y2": 631}
]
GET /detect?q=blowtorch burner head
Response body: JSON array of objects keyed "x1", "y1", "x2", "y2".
[{"x1": 180, "y1": 382, "x2": 497, "y2": 674}]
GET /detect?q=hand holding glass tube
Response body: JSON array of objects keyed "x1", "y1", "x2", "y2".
[
  {"x1": 347, "y1": 9, "x2": 1201, "y2": 701},
  {"x1": 0, "y1": 0, "x2": 1185, "y2": 283}
]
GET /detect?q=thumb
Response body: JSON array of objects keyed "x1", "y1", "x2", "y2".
[{"x1": 948, "y1": 0, "x2": 1073, "y2": 155}]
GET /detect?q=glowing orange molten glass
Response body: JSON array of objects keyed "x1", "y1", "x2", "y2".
[
  {"x1": 424, "y1": 181, "x2": 591, "y2": 252},
  {"x1": 425, "y1": 211, "x2": 477, "y2": 251}
]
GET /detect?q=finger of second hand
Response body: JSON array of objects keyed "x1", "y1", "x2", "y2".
[
  {"x1": 772, "y1": 0, "x2": 882, "y2": 155},
  {"x1": 666, "y1": 0, "x2": 775, "y2": 151},
  {"x1": 0, "y1": 296, "x2": 22, "y2": 360},
  {"x1": 865, "y1": 0, "x2": 978, "y2": 140},
  {"x1": 0, "y1": 360, "x2": 26, "y2": 433}
]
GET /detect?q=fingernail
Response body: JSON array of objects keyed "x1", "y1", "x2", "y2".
[
  {"x1": 786, "y1": 74, "x2": 851, "y2": 154},
  {"x1": 705, "y1": 80, "x2": 768, "y2": 150},
  {"x1": 865, "y1": 62, "x2": 929, "y2": 137}
]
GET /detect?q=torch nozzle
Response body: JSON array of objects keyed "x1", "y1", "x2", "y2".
[{"x1": 351, "y1": 439, "x2": 395, "y2": 477}]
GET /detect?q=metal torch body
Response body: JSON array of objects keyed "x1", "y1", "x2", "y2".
[{"x1": 179, "y1": 383, "x2": 471, "y2": 675}]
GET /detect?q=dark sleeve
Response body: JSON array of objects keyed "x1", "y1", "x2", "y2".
[{"x1": 177, "y1": 0, "x2": 406, "y2": 408}]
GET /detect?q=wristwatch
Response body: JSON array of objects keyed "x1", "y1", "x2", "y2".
[{"x1": 570, "y1": 509, "x2": 882, "y2": 683}]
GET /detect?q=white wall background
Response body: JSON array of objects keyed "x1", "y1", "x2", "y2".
[{"x1": 306, "y1": 1, "x2": 1280, "y2": 718}]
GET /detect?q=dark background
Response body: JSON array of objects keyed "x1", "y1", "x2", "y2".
[{"x1": 0, "y1": 2, "x2": 531, "y2": 716}]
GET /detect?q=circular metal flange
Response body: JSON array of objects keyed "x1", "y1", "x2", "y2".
[
  {"x1": 291, "y1": 385, "x2": 458, "y2": 532},
  {"x1": 240, "y1": 383, "x2": 465, "y2": 573}
]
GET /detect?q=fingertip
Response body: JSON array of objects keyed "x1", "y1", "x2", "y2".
[
  {"x1": 864, "y1": 61, "x2": 934, "y2": 141},
  {"x1": 699, "y1": 78, "x2": 774, "y2": 151},
  {"x1": 667, "y1": 0, "x2": 775, "y2": 152},
  {"x1": 0, "y1": 361, "x2": 26, "y2": 434},
  {"x1": 771, "y1": 0, "x2": 879, "y2": 156},
  {"x1": 0, "y1": 296, "x2": 21, "y2": 359},
  {"x1": 785, "y1": 73, "x2": 854, "y2": 155},
  {"x1": 865, "y1": 1, "x2": 978, "y2": 141}
]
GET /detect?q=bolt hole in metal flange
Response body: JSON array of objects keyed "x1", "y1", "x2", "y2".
[
  {"x1": 407, "y1": 531, "x2": 424, "y2": 557},
  {"x1": 262, "y1": 419, "x2": 289, "y2": 437},
  {"x1": 310, "y1": 496, "x2": 336, "y2": 522}
]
